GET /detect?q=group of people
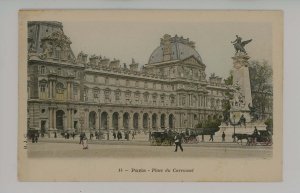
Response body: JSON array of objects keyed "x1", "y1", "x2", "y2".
[
  {"x1": 112, "y1": 130, "x2": 136, "y2": 140},
  {"x1": 30, "y1": 132, "x2": 39, "y2": 143}
]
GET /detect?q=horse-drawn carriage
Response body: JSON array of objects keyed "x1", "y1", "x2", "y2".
[
  {"x1": 181, "y1": 129, "x2": 198, "y2": 144},
  {"x1": 150, "y1": 130, "x2": 177, "y2": 146},
  {"x1": 232, "y1": 130, "x2": 272, "y2": 146},
  {"x1": 248, "y1": 130, "x2": 273, "y2": 146},
  {"x1": 181, "y1": 128, "x2": 220, "y2": 143}
]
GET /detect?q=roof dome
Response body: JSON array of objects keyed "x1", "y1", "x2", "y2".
[{"x1": 148, "y1": 34, "x2": 202, "y2": 64}]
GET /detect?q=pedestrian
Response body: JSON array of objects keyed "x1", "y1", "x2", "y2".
[
  {"x1": 95, "y1": 131, "x2": 99, "y2": 139},
  {"x1": 222, "y1": 132, "x2": 226, "y2": 142},
  {"x1": 132, "y1": 130, "x2": 135, "y2": 140},
  {"x1": 174, "y1": 133, "x2": 183, "y2": 152},
  {"x1": 34, "y1": 132, "x2": 39, "y2": 143},
  {"x1": 82, "y1": 136, "x2": 88, "y2": 150},
  {"x1": 54, "y1": 132, "x2": 57, "y2": 138},
  {"x1": 31, "y1": 133, "x2": 35, "y2": 143},
  {"x1": 117, "y1": 131, "x2": 121, "y2": 140},
  {"x1": 113, "y1": 131, "x2": 116, "y2": 140},
  {"x1": 201, "y1": 134, "x2": 204, "y2": 142},
  {"x1": 253, "y1": 126, "x2": 258, "y2": 143},
  {"x1": 64, "y1": 132, "x2": 67, "y2": 139},
  {"x1": 79, "y1": 133, "x2": 84, "y2": 144},
  {"x1": 209, "y1": 133, "x2": 214, "y2": 142}
]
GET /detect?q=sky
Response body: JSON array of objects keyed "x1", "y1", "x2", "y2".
[{"x1": 63, "y1": 21, "x2": 272, "y2": 79}]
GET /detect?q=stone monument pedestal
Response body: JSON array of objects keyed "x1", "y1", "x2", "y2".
[{"x1": 215, "y1": 121, "x2": 267, "y2": 142}]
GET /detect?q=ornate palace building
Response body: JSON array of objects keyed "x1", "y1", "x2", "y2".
[{"x1": 27, "y1": 21, "x2": 228, "y2": 136}]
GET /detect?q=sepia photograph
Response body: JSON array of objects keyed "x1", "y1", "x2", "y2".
[{"x1": 18, "y1": 10, "x2": 283, "y2": 181}]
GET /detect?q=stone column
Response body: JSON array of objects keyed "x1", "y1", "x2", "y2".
[
  {"x1": 66, "y1": 109, "x2": 70, "y2": 129},
  {"x1": 148, "y1": 114, "x2": 152, "y2": 130},
  {"x1": 66, "y1": 82, "x2": 69, "y2": 100},
  {"x1": 98, "y1": 109, "x2": 101, "y2": 130},
  {"x1": 165, "y1": 114, "x2": 169, "y2": 129},
  {"x1": 70, "y1": 108, "x2": 74, "y2": 129},
  {"x1": 118, "y1": 112, "x2": 123, "y2": 130},
  {"x1": 129, "y1": 114, "x2": 133, "y2": 130},
  {"x1": 138, "y1": 113, "x2": 143, "y2": 130},
  {"x1": 49, "y1": 107, "x2": 53, "y2": 129},
  {"x1": 158, "y1": 113, "x2": 161, "y2": 129},
  {"x1": 70, "y1": 82, "x2": 73, "y2": 100},
  {"x1": 85, "y1": 109, "x2": 89, "y2": 132},
  {"x1": 107, "y1": 113, "x2": 112, "y2": 131},
  {"x1": 52, "y1": 81, "x2": 56, "y2": 99},
  {"x1": 95, "y1": 112, "x2": 99, "y2": 130},
  {"x1": 53, "y1": 109, "x2": 56, "y2": 129},
  {"x1": 49, "y1": 81, "x2": 52, "y2": 99}
]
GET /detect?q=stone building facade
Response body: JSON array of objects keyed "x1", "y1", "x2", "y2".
[{"x1": 27, "y1": 21, "x2": 228, "y2": 136}]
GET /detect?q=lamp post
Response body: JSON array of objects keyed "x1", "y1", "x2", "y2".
[{"x1": 233, "y1": 114, "x2": 236, "y2": 142}]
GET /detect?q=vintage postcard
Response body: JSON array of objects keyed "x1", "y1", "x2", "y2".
[{"x1": 18, "y1": 10, "x2": 283, "y2": 181}]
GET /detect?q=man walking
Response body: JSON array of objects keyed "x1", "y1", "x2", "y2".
[
  {"x1": 174, "y1": 133, "x2": 183, "y2": 152},
  {"x1": 222, "y1": 132, "x2": 226, "y2": 142},
  {"x1": 209, "y1": 133, "x2": 214, "y2": 142}
]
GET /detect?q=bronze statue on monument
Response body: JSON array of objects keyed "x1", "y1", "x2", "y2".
[{"x1": 231, "y1": 35, "x2": 252, "y2": 54}]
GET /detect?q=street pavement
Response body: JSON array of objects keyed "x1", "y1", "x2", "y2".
[{"x1": 27, "y1": 137, "x2": 272, "y2": 158}]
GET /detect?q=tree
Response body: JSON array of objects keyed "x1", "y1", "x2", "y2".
[
  {"x1": 248, "y1": 60, "x2": 273, "y2": 120},
  {"x1": 222, "y1": 71, "x2": 233, "y2": 122}
]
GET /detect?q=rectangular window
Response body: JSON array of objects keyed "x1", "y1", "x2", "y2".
[
  {"x1": 40, "y1": 66, "x2": 45, "y2": 74},
  {"x1": 57, "y1": 68, "x2": 61, "y2": 75},
  {"x1": 40, "y1": 85, "x2": 46, "y2": 92},
  {"x1": 94, "y1": 90, "x2": 99, "y2": 98},
  {"x1": 73, "y1": 85, "x2": 78, "y2": 95}
]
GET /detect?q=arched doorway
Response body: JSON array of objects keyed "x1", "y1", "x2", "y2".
[
  {"x1": 56, "y1": 110, "x2": 65, "y2": 130},
  {"x1": 133, "y1": 113, "x2": 139, "y2": 130},
  {"x1": 169, "y1": 114, "x2": 175, "y2": 129},
  {"x1": 161, "y1": 114, "x2": 166, "y2": 129},
  {"x1": 101, "y1": 112, "x2": 108, "y2": 130},
  {"x1": 143, "y1": 113, "x2": 149, "y2": 129},
  {"x1": 89, "y1": 111, "x2": 96, "y2": 129},
  {"x1": 152, "y1": 113, "x2": 157, "y2": 129},
  {"x1": 112, "y1": 112, "x2": 119, "y2": 130},
  {"x1": 123, "y1": 112, "x2": 129, "y2": 129}
]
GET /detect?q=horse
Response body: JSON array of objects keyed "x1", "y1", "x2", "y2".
[{"x1": 232, "y1": 133, "x2": 249, "y2": 145}]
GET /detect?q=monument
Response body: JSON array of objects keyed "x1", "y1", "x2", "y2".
[
  {"x1": 230, "y1": 35, "x2": 253, "y2": 122},
  {"x1": 216, "y1": 35, "x2": 266, "y2": 141}
]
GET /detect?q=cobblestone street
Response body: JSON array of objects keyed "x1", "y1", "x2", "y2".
[{"x1": 27, "y1": 138, "x2": 272, "y2": 158}]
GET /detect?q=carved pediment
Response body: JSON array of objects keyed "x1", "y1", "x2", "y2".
[
  {"x1": 39, "y1": 31, "x2": 76, "y2": 63},
  {"x1": 181, "y1": 55, "x2": 203, "y2": 66}
]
